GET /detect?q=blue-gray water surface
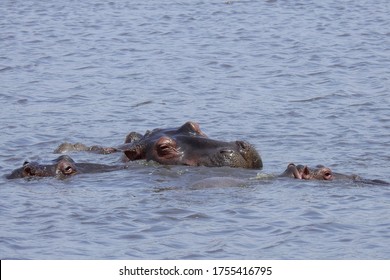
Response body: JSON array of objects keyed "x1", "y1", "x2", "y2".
[{"x1": 1, "y1": 0, "x2": 389, "y2": 259}]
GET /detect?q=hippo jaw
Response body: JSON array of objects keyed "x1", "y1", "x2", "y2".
[
  {"x1": 205, "y1": 141, "x2": 262, "y2": 169},
  {"x1": 234, "y1": 141, "x2": 263, "y2": 169}
]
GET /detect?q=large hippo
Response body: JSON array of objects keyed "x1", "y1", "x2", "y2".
[
  {"x1": 6, "y1": 155, "x2": 124, "y2": 179},
  {"x1": 55, "y1": 121, "x2": 263, "y2": 169}
]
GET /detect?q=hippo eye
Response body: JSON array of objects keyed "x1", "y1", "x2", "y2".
[
  {"x1": 23, "y1": 166, "x2": 33, "y2": 175},
  {"x1": 324, "y1": 171, "x2": 333, "y2": 180},
  {"x1": 23, "y1": 161, "x2": 30, "y2": 166}
]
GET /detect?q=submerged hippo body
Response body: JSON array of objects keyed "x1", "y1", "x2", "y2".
[
  {"x1": 55, "y1": 121, "x2": 263, "y2": 169},
  {"x1": 6, "y1": 155, "x2": 124, "y2": 179}
]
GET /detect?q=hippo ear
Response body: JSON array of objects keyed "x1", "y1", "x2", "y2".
[
  {"x1": 287, "y1": 163, "x2": 302, "y2": 179},
  {"x1": 302, "y1": 166, "x2": 311, "y2": 180},
  {"x1": 124, "y1": 132, "x2": 143, "y2": 144},
  {"x1": 178, "y1": 121, "x2": 208, "y2": 137},
  {"x1": 156, "y1": 136, "x2": 180, "y2": 159}
]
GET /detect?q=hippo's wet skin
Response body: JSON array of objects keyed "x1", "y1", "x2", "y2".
[
  {"x1": 55, "y1": 121, "x2": 263, "y2": 169},
  {"x1": 189, "y1": 163, "x2": 336, "y2": 189},
  {"x1": 279, "y1": 163, "x2": 389, "y2": 185},
  {"x1": 6, "y1": 155, "x2": 125, "y2": 179},
  {"x1": 280, "y1": 163, "x2": 334, "y2": 180},
  {"x1": 188, "y1": 163, "x2": 389, "y2": 188},
  {"x1": 279, "y1": 163, "x2": 366, "y2": 181}
]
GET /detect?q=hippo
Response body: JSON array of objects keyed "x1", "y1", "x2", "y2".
[
  {"x1": 188, "y1": 163, "x2": 334, "y2": 188},
  {"x1": 280, "y1": 163, "x2": 334, "y2": 180},
  {"x1": 6, "y1": 155, "x2": 125, "y2": 179},
  {"x1": 55, "y1": 121, "x2": 263, "y2": 169},
  {"x1": 280, "y1": 163, "x2": 389, "y2": 184},
  {"x1": 187, "y1": 163, "x2": 389, "y2": 189}
]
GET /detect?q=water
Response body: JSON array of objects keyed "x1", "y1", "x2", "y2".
[{"x1": 1, "y1": 0, "x2": 389, "y2": 259}]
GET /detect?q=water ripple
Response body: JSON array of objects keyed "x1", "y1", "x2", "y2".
[{"x1": 1, "y1": 0, "x2": 389, "y2": 260}]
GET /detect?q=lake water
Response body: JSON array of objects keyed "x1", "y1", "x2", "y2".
[{"x1": 0, "y1": 0, "x2": 389, "y2": 259}]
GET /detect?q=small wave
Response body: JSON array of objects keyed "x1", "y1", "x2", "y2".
[
  {"x1": 0, "y1": 66, "x2": 13, "y2": 72},
  {"x1": 289, "y1": 96, "x2": 328, "y2": 103}
]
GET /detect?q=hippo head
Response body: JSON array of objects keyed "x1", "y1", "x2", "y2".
[
  {"x1": 7, "y1": 155, "x2": 78, "y2": 179},
  {"x1": 283, "y1": 163, "x2": 333, "y2": 180},
  {"x1": 147, "y1": 136, "x2": 262, "y2": 168},
  {"x1": 118, "y1": 121, "x2": 263, "y2": 169}
]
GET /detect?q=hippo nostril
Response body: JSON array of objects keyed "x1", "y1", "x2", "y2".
[
  {"x1": 220, "y1": 149, "x2": 234, "y2": 157},
  {"x1": 237, "y1": 140, "x2": 251, "y2": 150}
]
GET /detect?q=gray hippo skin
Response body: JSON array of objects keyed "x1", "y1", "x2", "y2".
[
  {"x1": 55, "y1": 121, "x2": 263, "y2": 169},
  {"x1": 188, "y1": 163, "x2": 334, "y2": 189},
  {"x1": 280, "y1": 163, "x2": 389, "y2": 185},
  {"x1": 6, "y1": 155, "x2": 124, "y2": 179},
  {"x1": 189, "y1": 163, "x2": 389, "y2": 188},
  {"x1": 280, "y1": 163, "x2": 334, "y2": 180}
]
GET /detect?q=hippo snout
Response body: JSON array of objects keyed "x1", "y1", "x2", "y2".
[{"x1": 235, "y1": 141, "x2": 263, "y2": 169}]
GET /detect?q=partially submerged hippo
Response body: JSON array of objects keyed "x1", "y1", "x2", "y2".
[
  {"x1": 55, "y1": 121, "x2": 263, "y2": 169},
  {"x1": 280, "y1": 163, "x2": 334, "y2": 180},
  {"x1": 6, "y1": 155, "x2": 124, "y2": 179},
  {"x1": 280, "y1": 163, "x2": 388, "y2": 185},
  {"x1": 189, "y1": 163, "x2": 335, "y2": 188},
  {"x1": 188, "y1": 163, "x2": 389, "y2": 188}
]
